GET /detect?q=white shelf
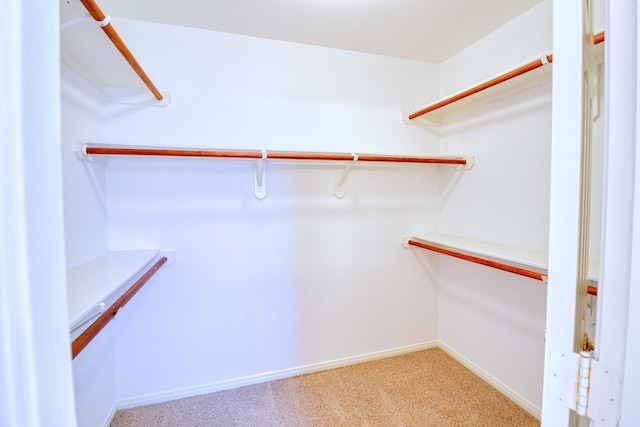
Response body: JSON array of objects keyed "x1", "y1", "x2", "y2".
[
  {"x1": 405, "y1": 34, "x2": 604, "y2": 126},
  {"x1": 60, "y1": 2, "x2": 169, "y2": 105},
  {"x1": 67, "y1": 250, "x2": 159, "y2": 330},
  {"x1": 407, "y1": 232, "x2": 599, "y2": 284},
  {"x1": 407, "y1": 59, "x2": 553, "y2": 126}
]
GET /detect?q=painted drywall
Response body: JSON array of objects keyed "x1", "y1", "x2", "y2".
[
  {"x1": 71, "y1": 329, "x2": 118, "y2": 427},
  {"x1": 434, "y1": 0, "x2": 605, "y2": 416},
  {"x1": 437, "y1": 1, "x2": 552, "y2": 415},
  {"x1": 438, "y1": 83, "x2": 553, "y2": 252},
  {"x1": 439, "y1": 0, "x2": 605, "y2": 98},
  {"x1": 436, "y1": 82, "x2": 552, "y2": 416},
  {"x1": 438, "y1": 257, "x2": 548, "y2": 413},
  {"x1": 94, "y1": 20, "x2": 445, "y2": 403},
  {"x1": 61, "y1": 62, "x2": 107, "y2": 270},
  {"x1": 436, "y1": 4, "x2": 553, "y2": 414},
  {"x1": 100, "y1": 18, "x2": 439, "y2": 155},
  {"x1": 438, "y1": 0, "x2": 552, "y2": 98},
  {"x1": 61, "y1": 63, "x2": 116, "y2": 426}
]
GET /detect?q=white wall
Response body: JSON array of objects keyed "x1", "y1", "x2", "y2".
[
  {"x1": 437, "y1": 0, "x2": 552, "y2": 416},
  {"x1": 61, "y1": 63, "x2": 107, "y2": 269},
  {"x1": 436, "y1": 82, "x2": 552, "y2": 417},
  {"x1": 102, "y1": 19, "x2": 438, "y2": 155},
  {"x1": 434, "y1": 0, "x2": 605, "y2": 416},
  {"x1": 61, "y1": 63, "x2": 116, "y2": 427},
  {"x1": 439, "y1": 0, "x2": 552, "y2": 97},
  {"x1": 92, "y1": 20, "x2": 445, "y2": 404}
]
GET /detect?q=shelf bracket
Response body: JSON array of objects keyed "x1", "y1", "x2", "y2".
[
  {"x1": 102, "y1": 87, "x2": 172, "y2": 107},
  {"x1": 254, "y1": 150, "x2": 267, "y2": 199},
  {"x1": 462, "y1": 155, "x2": 475, "y2": 170},
  {"x1": 158, "y1": 250, "x2": 178, "y2": 266},
  {"x1": 401, "y1": 110, "x2": 441, "y2": 127},
  {"x1": 334, "y1": 154, "x2": 357, "y2": 198}
]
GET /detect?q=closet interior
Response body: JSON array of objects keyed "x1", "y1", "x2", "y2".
[{"x1": 60, "y1": 0, "x2": 605, "y2": 425}]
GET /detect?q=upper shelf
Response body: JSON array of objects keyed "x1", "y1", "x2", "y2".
[
  {"x1": 60, "y1": 0, "x2": 166, "y2": 104},
  {"x1": 67, "y1": 250, "x2": 160, "y2": 331},
  {"x1": 405, "y1": 232, "x2": 598, "y2": 294},
  {"x1": 406, "y1": 31, "x2": 605, "y2": 126}
]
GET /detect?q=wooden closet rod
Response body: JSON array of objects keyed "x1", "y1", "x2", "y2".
[
  {"x1": 79, "y1": 0, "x2": 163, "y2": 101},
  {"x1": 408, "y1": 239, "x2": 545, "y2": 281},
  {"x1": 407, "y1": 239, "x2": 598, "y2": 296},
  {"x1": 71, "y1": 256, "x2": 167, "y2": 359},
  {"x1": 408, "y1": 31, "x2": 606, "y2": 121},
  {"x1": 86, "y1": 147, "x2": 265, "y2": 159},
  {"x1": 83, "y1": 146, "x2": 468, "y2": 165}
]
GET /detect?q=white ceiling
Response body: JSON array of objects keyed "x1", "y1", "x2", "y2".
[{"x1": 63, "y1": 0, "x2": 543, "y2": 63}]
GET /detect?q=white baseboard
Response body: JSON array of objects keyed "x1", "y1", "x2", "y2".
[
  {"x1": 102, "y1": 403, "x2": 118, "y2": 427},
  {"x1": 437, "y1": 341, "x2": 541, "y2": 420},
  {"x1": 115, "y1": 340, "x2": 439, "y2": 412}
]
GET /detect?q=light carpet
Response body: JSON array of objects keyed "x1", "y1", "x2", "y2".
[{"x1": 111, "y1": 348, "x2": 539, "y2": 426}]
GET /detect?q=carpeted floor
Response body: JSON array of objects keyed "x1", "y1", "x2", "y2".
[{"x1": 111, "y1": 348, "x2": 540, "y2": 426}]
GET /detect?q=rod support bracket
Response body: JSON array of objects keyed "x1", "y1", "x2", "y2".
[
  {"x1": 400, "y1": 236, "x2": 412, "y2": 248},
  {"x1": 334, "y1": 154, "x2": 357, "y2": 198},
  {"x1": 102, "y1": 87, "x2": 172, "y2": 107},
  {"x1": 159, "y1": 250, "x2": 178, "y2": 266},
  {"x1": 462, "y1": 155, "x2": 475, "y2": 170},
  {"x1": 75, "y1": 140, "x2": 107, "y2": 164},
  {"x1": 254, "y1": 150, "x2": 267, "y2": 199},
  {"x1": 401, "y1": 110, "x2": 441, "y2": 127}
]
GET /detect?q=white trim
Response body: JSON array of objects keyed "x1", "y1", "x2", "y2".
[
  {"x1": 115, "y1": 341, "x2": 438, "y2": 411},
  {"x1": 103, "y1": 404, "x2": 118, "y2": 427},
  {"x1": 619, "y1": 2, "x2": 640, "y2": 422},
  {"x1": 0, "y1": 1, "x2": 76, "y2": 425},
  {"x1": 438, "y1": 342, "x2": 541, "y2": 420},
  {"x1": 597, "y1": 2, "x2": 638, "y2": 426},
  {"x1": 542, "y1": 1, "x2": 592, "y2": 425}
]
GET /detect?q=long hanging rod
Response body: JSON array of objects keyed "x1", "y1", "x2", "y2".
[
  {"x1": 408, "y1": 31, "x2": 606, "y2": 121},
  {"x1": 79, "y1": 0, "x2": 163, "y2": 101},
  {"x1": 408, "y1": 239, "x2": 598, "y2": 296},
  {"x1": 82, "y1": 145, "x2": 469, "y2": 165},
  {"x1": 71, "y1": 256, "x2": 167, "y2": 359}
]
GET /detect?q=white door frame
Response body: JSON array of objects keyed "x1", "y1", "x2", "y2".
[
  {"x1": 542, "y1": 0, "x2": 594, "y2": 424},
  {"x1": 596, "y1": 0, "x2": 638, "y2": 425},
  {"x1": 543, "y1": 0, "x2": 640, "y2": 425},
  {"x1": 0, "y1": 1, "x2": 76, "y2": 426}
]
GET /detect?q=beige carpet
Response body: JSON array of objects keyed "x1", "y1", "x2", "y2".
[{"x1": 111, "y1": 348, "x2": 539, "y2": 426}]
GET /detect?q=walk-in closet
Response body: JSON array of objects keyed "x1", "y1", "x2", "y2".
[
  {"x1": 55, "y1": 0, "x2": 616, "y2": 424},
  {"x1": 3, "y1": 0, "x2": 640, "y2": 426}
]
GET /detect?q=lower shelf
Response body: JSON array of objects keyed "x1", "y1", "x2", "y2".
[
  {"x1": 404, "y1": 232, "x2": 598, "y2": 295},
  {"x1": 70, "y1": 254, "x2": 169, "y2": 359},
  {"x1": 67, "y1": 250, "x2": 161, "y2": 331}
]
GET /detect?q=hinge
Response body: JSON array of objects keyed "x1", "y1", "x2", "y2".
[{"x1": 547, "y1": 334, "x2": 621, "y2": 425}]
